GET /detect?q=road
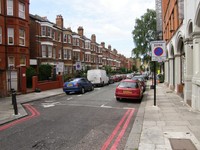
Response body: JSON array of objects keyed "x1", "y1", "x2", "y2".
[{"x1": 0, "y1": 83, "x2": 141, "y2": 150}]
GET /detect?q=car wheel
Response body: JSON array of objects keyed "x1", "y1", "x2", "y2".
[
  {"x1": 65, "y1": 92, "x2": 70, "y2": 95},
  {"x1": 91, "y1": 86, "x2": 94, "y2": 91},
  {"x1": 116, "y1": 97, "x2": 120, "y2": 101},
  {"x1": 81, "y1": 87, "x2": 85, "y2": 94}
]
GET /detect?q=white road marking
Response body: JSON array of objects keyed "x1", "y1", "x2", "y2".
[
  {"x1": 67, "y1": 97, "x2": 73, "y2": 101},
  {"x1": 42, "y1": 102, "x2": 60, "y2": 108}
]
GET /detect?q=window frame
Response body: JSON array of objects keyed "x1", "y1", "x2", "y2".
[
  {"x1": 7, "y1": 28, "x2": 14, "y2": 45},
  {"x1": 7, "y1": 0, "x2": 13, "y2": 16},
  {"x1": 41, "y1": 45, "x2": 46, "y2": 58},
  {"x1": 8, "y1": 56, "x2": 15, "y2": 67},
  {"x1": 20, "y1": 55, "x2": 26, "y2": 66},
  {"x1": 48, "y1": 45, "x2": 52, "y2": 58},
  {"x1": 0, "y1": 26, "x2": 2, "y2": 44},
  {"x1": 41, "y1": 26, "x2": 46, "y2": 36},
  {"x1": 19, "y1": 29, "x2": 25, "y2": 46},
  {"x1": 19, "y1": 2, "x2": 25, "y2": 19}
]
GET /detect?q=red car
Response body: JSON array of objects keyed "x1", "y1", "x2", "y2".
[{"x1": 115, "y1": 79, "x2": 143, "y2": 101}]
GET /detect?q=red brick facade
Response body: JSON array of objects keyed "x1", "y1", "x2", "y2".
[{"x1": 0, "y1": 0, "x2": 29, "y2": 97}]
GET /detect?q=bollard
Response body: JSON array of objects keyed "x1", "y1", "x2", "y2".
[{"x1": 12, "y1": 91, "x2": 18, "y2": 115}]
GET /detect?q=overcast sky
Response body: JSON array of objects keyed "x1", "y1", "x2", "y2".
[{"x1": 30, "y1": 0, "x2": 155, "y2": 58}]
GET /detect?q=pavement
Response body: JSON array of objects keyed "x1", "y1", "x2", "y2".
[{"x1": 0, "y1": 83, "x2": 200, "y2": 150}]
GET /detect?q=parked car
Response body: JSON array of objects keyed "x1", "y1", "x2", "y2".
[
  {"x1": 132, "y1": 76, "x2": 146, "y2": 92},
  {"x1": 126, "y1": 73, "x2": 134, "y2": 79},
  {"x1": 108, "y1": 75, "x2": 115, "y2": 84},
  {"x1": 63, "y1": 78, "x2": 94, "y2": 95},
  {"x1": 87, "y1": 69, "x2": 109, "y2": 86},
  {"x1": 115, "y1": 79, "x2": 143, "y2": 101}
]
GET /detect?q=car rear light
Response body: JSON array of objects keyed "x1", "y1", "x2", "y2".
[
  {"x1": 116, "y1": 88, "x2": 123, "y2": 93},
  {"x1": 132, "y1": 89, "x2": 140, "y2": 94},
  {"x1": 75, "y1": 83, "x2": 79, "y2": 87}
]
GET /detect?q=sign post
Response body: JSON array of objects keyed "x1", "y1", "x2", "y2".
[{"x1": 151, "y1": 41, "x2": 166, "y2": 106}]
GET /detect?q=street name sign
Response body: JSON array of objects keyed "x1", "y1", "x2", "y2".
[{"x1": 151, "y1": 41, "x2": 166, "y2": 62}]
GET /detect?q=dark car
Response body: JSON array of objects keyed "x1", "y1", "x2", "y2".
[
  {"x1": 132, "y1": 76, "x2": 146, "y2": 92},
  {"x1": 108, "y1": 75, "x2": 115, "y2": 84},
  {"x1": 63, "y1": 78, "x2": 94, "y2": 95},
  {"x1": 115, "y1": 79, "x2": 143, "y2": 101}
]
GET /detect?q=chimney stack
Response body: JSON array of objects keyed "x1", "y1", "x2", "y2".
[
  {"x1": 91, "y1": 34, "x2": 96, "y2": 43},
  {"x1": 101, "y1": 42, "x2": 105, "y2": 48},
  {"x1": 108, "y1": 45, "x2": 111, "y2": 50},
  {"x1": 56, "y1": 15, "x2": 63, "y2": 28},
  {"x1": 78, "y1": 26, "x2": 84, "y2": 37}
]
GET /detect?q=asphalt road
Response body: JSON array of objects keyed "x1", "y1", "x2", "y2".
[{"x1": 0, "y1": 83, "x2": 141, "y2": 150}]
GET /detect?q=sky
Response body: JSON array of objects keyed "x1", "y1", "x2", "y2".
[{"x1": 29, "y1": 0, "x2": 155, "y2": 58}]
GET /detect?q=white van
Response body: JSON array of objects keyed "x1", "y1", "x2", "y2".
[{"x1": 87, "y1": 69, "x2": 109, "y2": 86}]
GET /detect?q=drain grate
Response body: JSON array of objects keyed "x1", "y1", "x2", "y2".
[{"x1": 169, "y1": 138, "x2": 197, "y2": 150}]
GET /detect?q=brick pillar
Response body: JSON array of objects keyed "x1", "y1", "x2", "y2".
[
  {"x1": 32, "y1": 76, "x2": 38, "y2": 90},
  {"x1": 20, "y1": 66, "x2": 27, "y2": 94}
]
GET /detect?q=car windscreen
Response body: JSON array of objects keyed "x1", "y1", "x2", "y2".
[{"x1": 118, "y1": 81, "x2": 137, "y2": 88}]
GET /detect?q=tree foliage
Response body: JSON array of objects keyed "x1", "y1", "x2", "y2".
[
  {"x1": 132, "y1": 9, "x2": 157, "y2": 62},
  {"x1": 26, "y1": 66, "x2": 36, "y2": 88},
  {"x1": 38, "y1": 64, "x2": 52, "y2": 81}
]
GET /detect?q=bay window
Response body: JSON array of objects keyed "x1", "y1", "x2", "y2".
[
  {"x1": 19, "y1": 2, "x2": 25, "y2": 19},
  {"x1": 7, "y1": 0, "x2": 13, "y2": 16},
  {"x1": 8, "y1": 28, "x2": 14, "y2": 45},
  {"x1": 0, "y1": 26, "x2": 2, "y2": 44},
  {"x1": 48, "y1": 46, "x2": 52, "y2": 58},
  {"x1": 19, "y1": 29, "x2": 25, "y2": 46},
  {"x1": 41, "y1": 45, "x2": 46, "y2": 57}
]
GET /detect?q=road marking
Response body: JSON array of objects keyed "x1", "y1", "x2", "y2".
[
  {"x1": 101, "y1": 109, "x2": 135, "y2": 150},
  {"x1": 0, "y1": 104, "x2": 40, "y2": 131},
  {"x1": 67, "y1": 97, "x2": 73, "y2": 101},
  {"x1": 101, "y1": 104, "x2": 134, "y2": 110},
  {"x1": 42, "y1": 102, "x2": 60, "y2": 108},
  {"x1": 77, "y1": 94, "x2": 82, "y2": 97},
  {"x1": 110, "y1": 109, "x2": 134, "y2": 150},
  {"x1": 101, "y1": 109, "x2": 131, "y2": 150}
]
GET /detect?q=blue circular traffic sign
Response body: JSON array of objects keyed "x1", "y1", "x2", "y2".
[{"x1": 154, "y1": 47, "x2": 163, "y2": 56}]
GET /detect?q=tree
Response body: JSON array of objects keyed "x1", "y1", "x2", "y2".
[
  {"x1": 38, "y1": 64, "x2": 52, "y2": 81},
  {"x1": 132, "y1": 9, "x2": 157, "y2": 63},
  {"x1": 26, "y1": 66, "x2": 36, "y2": 88}
]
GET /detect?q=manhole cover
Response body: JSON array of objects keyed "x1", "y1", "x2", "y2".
[{"x1": 169, "y1": 138, "x2": 197, "y2": 150}]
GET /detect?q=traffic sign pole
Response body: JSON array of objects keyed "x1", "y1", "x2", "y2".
[{"x1": 154, "y1": 61, "x2": 156, "y2": 106}]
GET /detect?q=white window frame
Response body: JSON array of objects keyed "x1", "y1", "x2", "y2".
[
  {"x1": 52, "y1": 47, "x2": 56, "y2": 58},
  {"x1": 47, "y1": 27, "x2": 52, "y2": 37},
  {"x1": 41, "y1": 45, "x2": 46, "y2": 58},
  {"x1": 0, "y1": 0, "x2": 2, "y2": 14},
  {"x1": 48, "y1": 45, "x2": 52, "y2": 58},
  {"x1": 7, "y1": 0, "x2": 13, "y2": 16},
  {"x1": 0, "y1": 26, "x2": 2, "y2": 44},
  {"x1": 58, "y1": 49, "x2": 62, "y2": 59},
  {"x1": 67, "y1": 35, "x2": 71, "y2": 43},
  {"x1": 58, "y1": 33, "x2": 61, "y2": 42},
  {"x1": 41, "y1": 26, "x2": 46, "y2": 36},
  {"x1": 19, "y1": 29, "x2": 25, "y2": 46},
  {"x1": 52, "y1": 30, "x2": 55, "y2": 40},
  {"x1": 8, "y1": 28, "x2": 14, "y2": 45},
  {"x1": 63, "y1": 34, "x2": 67, "y2": 43},
  {"x1": 19, "y1": 2, "x2": 25, "y2": 19},
  {"x1": 8, "y1": 56, "x2": 15, "y2": 67},
  {"x1": 20, "y1": 55, "x2": 26, "y2": 66},
  {"x1": 64, "y1": 49, "x2": 67, "y2": 59}
]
